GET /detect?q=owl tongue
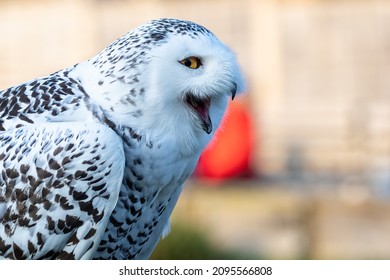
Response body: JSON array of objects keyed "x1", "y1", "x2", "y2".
[{"x1": 185, "y1": 94, "x2": 212, "y2": 134}]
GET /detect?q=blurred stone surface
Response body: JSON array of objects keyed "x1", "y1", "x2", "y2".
[{"x1": 172, "y1": 182, "x2": 390, "y2": 259}]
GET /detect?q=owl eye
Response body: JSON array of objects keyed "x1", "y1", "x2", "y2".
[{"x1": 179, "y1": 57, "x2": 202, "y2": 69}]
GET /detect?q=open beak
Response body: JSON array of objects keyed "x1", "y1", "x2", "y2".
[
  {"x1": 185, "y1": 94, "x2": 212, "y2": 134},
  {"x1": 185, "y1": 84, "x2": 238, "y2": 134}
]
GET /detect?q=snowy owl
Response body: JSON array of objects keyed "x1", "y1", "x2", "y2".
[{"x1": 0, "y1": 18, "x2": 244, "y2": 259}]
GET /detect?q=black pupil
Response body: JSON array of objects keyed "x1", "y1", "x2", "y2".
[{"x1": 185, "y1": 59, "x2": 192, "y2": 67}]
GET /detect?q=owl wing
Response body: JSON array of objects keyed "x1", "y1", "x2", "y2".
[{"x1": 0, "y1": 122, "x2": 125, "y2": 259}]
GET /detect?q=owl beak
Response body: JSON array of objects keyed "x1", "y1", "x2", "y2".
[
  {"x1": 231, "y1": 82, "x2": 238, "y2": 101},
  {"x1": 185, "y1": 94, "x2": 212, "y2": 134},
  {"x1": 202, "y1": 113, "x2": 212, "y2": 134}
]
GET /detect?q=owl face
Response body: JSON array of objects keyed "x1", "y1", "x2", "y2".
[{"x1": 143, "y1": 20, "x2": 244, "y2": 135}]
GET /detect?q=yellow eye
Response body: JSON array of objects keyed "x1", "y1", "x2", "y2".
[{"x1": 179, "y1": 57, "x2": 202, "y2": 69}]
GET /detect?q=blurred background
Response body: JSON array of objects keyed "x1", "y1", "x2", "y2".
[{"x1": 1, "y1": 0, "x2": 390, "y2": 259}]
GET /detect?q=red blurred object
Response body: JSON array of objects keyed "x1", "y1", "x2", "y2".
[{"x1": 195, "y1": 99, "x2": 255, "y2": 181}]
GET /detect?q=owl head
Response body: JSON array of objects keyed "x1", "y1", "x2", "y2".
[{"x1": 77, "y1": 18, "x2": 245, "y2": 153}]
